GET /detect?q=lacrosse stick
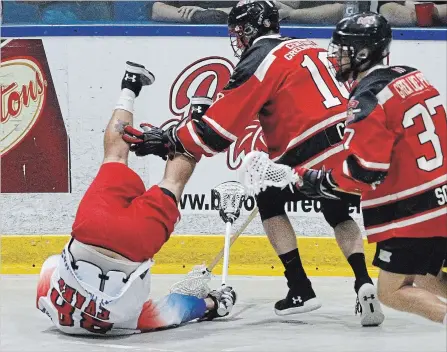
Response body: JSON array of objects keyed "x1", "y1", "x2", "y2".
[
  {"x1": 168, "y1": 204, "x2": 256, "y2": 304},
  {"x1": 240, "y1": 151, "x2": 360, "y2": 197},
  {"x1": 207, "y1": 207, "x2": 258, "y2": 271},
  {"x1": 169, "y1": 182, "x2": 247, "y2": 308},
  {"x1": 169, "y1": 264, "x2": 213, "y2": 299},
  {"x1": 212, "y1": 181, "x2": 246, "y2": 315},
  {"x1": 239, "y1": 151, "x2": 301, "y2": 196}
]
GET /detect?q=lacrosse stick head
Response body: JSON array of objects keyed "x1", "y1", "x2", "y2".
[
  {"x1": 212, "y1": 181, "x2": 246, "y2": 224},
  {"x1": 169, "y1": 265, "x2": 212, "y2": 299},
  {"x1": 239, "y1": 151, "x2": 302, "y2": 196}
]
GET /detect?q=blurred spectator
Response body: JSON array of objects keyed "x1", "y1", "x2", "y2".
[
  {"x1": 2, "y1": 0, "x2": 40, "y2": 23},
  {"x1": 39, "y1": 1, "x2": 112, "y2": 24},
  {"x1": 3, "y1": 0, "x2": 445, "y2": 27},
  {"x1": 278, "y1": 1, "x2": 346, "y2": 24},
  {"x1": 151, "y1": 1, "x2": 238, "y2": 24},
  {"x1": 379, "y1": 1, "x2": 447, "y2": 26},
  {"x1": 10, "y1": 1, "x2": 112, "y2": 24},
  {"x1": 115, "y1": 1, "x2": 153, "y2": 22}
]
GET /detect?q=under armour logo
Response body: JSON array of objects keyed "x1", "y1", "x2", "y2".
[
  {"x1": 192, "y1": 106, "x2": 202, "y2": 114},
  {"x1": 125, "y1": 73, "x2": 136, "y2": 82},
  {"x1": 292, "y1": 296, "x2": 302, "y2": 305},
  {"x1": 363, "y1": 294, "x2": 375, "y2": 301}
]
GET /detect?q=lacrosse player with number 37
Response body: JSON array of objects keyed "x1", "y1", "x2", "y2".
[{"x1": 36, "y1": 61, "x2": 236, "y2": 336}]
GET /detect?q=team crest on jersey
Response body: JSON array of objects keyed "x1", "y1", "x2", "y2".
[
  {"x1": 346, "y1": 98, "x2": 360, "y2": 124},
  {"x1": 227, "y1": 118, "x2": 268, "y2": 170},
  {"x1": 170, "y1": 57, "x2": 235, "y2": 120}
]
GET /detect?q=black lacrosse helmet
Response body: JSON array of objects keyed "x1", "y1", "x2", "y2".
[
  {"x1": 329, "y1": 12, "x2": 392, "y2": 82},
  {"x1": 228, "y1": 1, "x2": 280, "y2": 58}
]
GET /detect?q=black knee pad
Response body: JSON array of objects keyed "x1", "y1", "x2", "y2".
[
  {"x1": 256, "y1": 186, "x2": 288, "y2": 222},
  {"x1": 322, "y1": 198, "x2": 354, "y2": 228}
]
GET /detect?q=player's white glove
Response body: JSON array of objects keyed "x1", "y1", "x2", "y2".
[{"x1": 200, "y1": 286, "x2": 237, "y2": 321}]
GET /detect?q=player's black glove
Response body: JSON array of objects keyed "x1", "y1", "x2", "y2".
[
  {"x1": 200, "y1": 286, "x2": 237, "y2": 321},
  {"x1": 122, "y1": 122, "x2": 189, "y2": 160},
  {"x1": 123, "y1": 96, "x2": 212, "y2": 159},
  {"x1": 295, "y1": 166, "x2": 340, "y2": 200}
]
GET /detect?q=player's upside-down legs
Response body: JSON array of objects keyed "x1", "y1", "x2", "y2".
[{"x1": 35, "y1": 62, "x2": 236, "y2": 336}]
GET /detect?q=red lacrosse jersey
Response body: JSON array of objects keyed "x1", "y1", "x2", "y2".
[
  {"x1": 331, "y1": 66, "x2": 447, "y2": 243},
  {"x1": 176, "y1": 35, "x2": 351, "y2": 169}
]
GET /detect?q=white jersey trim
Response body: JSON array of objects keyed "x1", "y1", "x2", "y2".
[
  {"x1": 302, "y1": 144, "x2": 345, "y2": 168},
  {"x1": 273, "y1": 111, "x2": 347, "y2": 162},
  {"x1": 355, "y1": 155, "x2": 390, "y2": 170},
  {"x1": 255, "y1": 54, "x2": 277, "y2": 82},
  {"x1": 366, "y1": 207, "x2": 447, "y2": 236},
  {"x1": 362, "y1": 174, "x2": 447, "y2": 208},
  {"x1": 376, "y1": 86, "x2": 394, "y2": 106},
  {"x1": 202, "y1": 116, "x2": 237, "y2": 142},
  {"x1": 343, "y1": 159, "x2": 351, "y2": 177},
  {"x1": 186, "y1": 121, "x2": 217, "y2": 156}
]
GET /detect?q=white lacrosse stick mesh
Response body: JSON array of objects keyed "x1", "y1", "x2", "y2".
[
  {"x1": 212, "y1": 181, "x2": 246, "y2": 223},
  {"x1": 240, "y1": 151, "x2": 302, "y2": 196},
  {"x1": 169, "y1": 265, "x2": 212, "y2": 299}
]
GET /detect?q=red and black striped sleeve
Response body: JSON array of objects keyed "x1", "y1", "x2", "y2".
[
  {"x1": 175, "y1": 38, "x2": 286, "y2": 161},
  {"x1": 332, "y1": 88, "x2": 396, "y2": 193}
]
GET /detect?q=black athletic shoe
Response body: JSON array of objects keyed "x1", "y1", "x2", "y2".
[
  {"x1": 121, "y1": 61, "x2": 155, "y2": 97},
  {"x1": 274, "y1": 281, "x2": 322, "y2": 316}
]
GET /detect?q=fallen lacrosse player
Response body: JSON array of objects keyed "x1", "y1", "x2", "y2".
[{"x1": 36, "y1": 62, "x2": 236, "y2": 335}]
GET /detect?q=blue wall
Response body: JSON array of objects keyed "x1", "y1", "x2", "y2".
[{"x1": 2, "y1": 24, "x2": 446, "y2": 41}]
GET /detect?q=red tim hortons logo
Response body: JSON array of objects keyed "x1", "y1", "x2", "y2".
[
  {"x1": 1, "y1": 56, "x2": 46, "y2": 154},
  {"x1": 170, "y1": 56, "x2": 234, "y2": 120},
  {"x1": 1, "y1": 39, "x2": 70, "y2": 193}
]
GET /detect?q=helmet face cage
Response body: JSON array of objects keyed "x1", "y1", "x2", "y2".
[
  {"x1": 228, "y1": 1, "x2": 279, "y2": 59},
  {"x1": 328, "y1": 36, "x2": 391, "y2": 83},
  {"x1": 328, "y1": 40, "x2": 355, "y2": 83},
  {"x1": 229, "y1": 22, "x2": 258, "y2": 58}
]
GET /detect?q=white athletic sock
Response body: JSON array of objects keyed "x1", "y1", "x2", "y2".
[{"x1": 115, "y1": 88, "x2": 136, "y2": 113}]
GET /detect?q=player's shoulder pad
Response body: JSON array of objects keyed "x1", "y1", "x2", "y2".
[
  {"x1": 354, "y1": 65, "x2": 418, "y2": 97},
  {"x1": 347, "y1": 66, "x2": 417, "y2": 125},
  {"x1": 225, "y1": 37, "x2": 292, "y2": 90}
]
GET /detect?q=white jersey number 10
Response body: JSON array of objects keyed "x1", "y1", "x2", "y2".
[{"x1": 301, "y1": 52, "x2": 350, "y2": 109}]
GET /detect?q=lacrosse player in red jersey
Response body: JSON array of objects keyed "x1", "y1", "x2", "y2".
[
  {"x1": 36, "y1": 61, "x2": 236, "y2": 336},
  {"x1": 122, "y1": 1, "x2": 384, "y2": 326},
  {"x1": 290, "y1": 12, "x2": 447, "y2": 324}
]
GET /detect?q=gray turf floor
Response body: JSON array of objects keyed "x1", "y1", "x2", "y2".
[{"x1": 1, "y1": 275, "x2": 445, "y2": 352}]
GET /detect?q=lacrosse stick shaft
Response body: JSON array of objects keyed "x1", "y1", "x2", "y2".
[
  {"x1": 207, "y1": 207, "x2": 259, "y2": 272},
  {"x1": 221, "y1": 221, "x2": 232, "y2": 285},
  {"x1": 217, "y1": 221, "x2": 233, "y2": 316}
]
